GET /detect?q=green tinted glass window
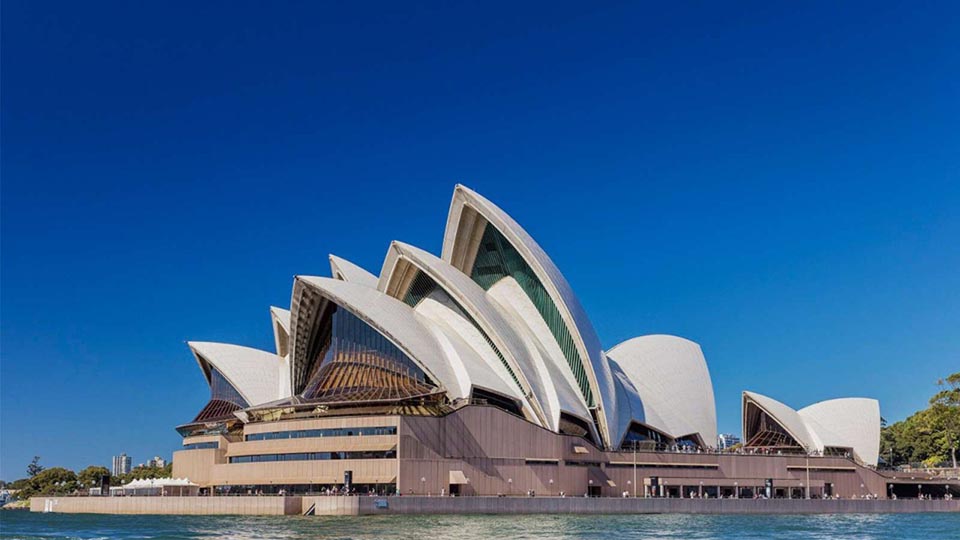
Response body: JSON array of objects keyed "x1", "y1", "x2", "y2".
[{"x1": 470, "y1": 223, "x2": 594, "y2": 407}]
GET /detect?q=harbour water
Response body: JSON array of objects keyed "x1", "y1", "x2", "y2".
[{"x1": 2, "y1": 511, "x2": 959, "y2": 540}]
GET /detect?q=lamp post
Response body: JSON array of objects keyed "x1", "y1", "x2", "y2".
[
  {"x1": 588, "y1": 479, "x2": 593, "y2": 497},
  {"x1": 549, "y1": 478, "x2": 554, "y2": 496},
  {"x1": 805, "y1": 454, "x2": 811, "y2": 499},
  {"x1": 420, "y1": 476, "x2": 426, "y2": 496},
  {"x1": 508, "y1": 477, "x2": 513, "y2": 497},
  {"x1": 918, "y1": 484, "x2": 922, "y2": 499},
  {"x1": 633, "y1": 440, "x2": 638, "y2": 499},
  {"x1": 734, "y1": 482, "x2": 739, "y2": 499},
  {"x1": 699, "y1": 481, "x2": 703, "y2": 498},
  {"x1": 627, "y1": 479, "x2": 632, "y2": 498}
]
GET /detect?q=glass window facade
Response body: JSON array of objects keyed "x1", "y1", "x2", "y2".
[
  {"x1": 229, "y1": 450, "x2": 396, "y2": 463},
  {"x1": 470, "y1": 388, "x2": 523, "y2": 418},
  {"x1": 402, "y1": 269, "x2": 440, "y2": 307},
  {"x1": 743, "y1": 402, "x2": 805, "y2": 452},
  {"x1": 301, "y1": 305, "x2": 437, "y2": 403},
  {"x1": 621, "y1": 422, "x2": 669, "y2": 450},
  {"x1": 182, "y1": 441, "x2": 219, "y2": 450},
  {"x1": 192, "y1": 365, "x2": 249, "y2": 422},
  {"x1": 470, "y1": 222, "x2": 595, "y2": 407},
  {"x1": 245, "y1": 426, "x2": 397, "y2": 441},
  {"x1": 209, "y1": 366, "x2": 248, "y2": 408}
]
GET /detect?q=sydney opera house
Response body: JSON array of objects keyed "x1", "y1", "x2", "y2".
[{"x1": 172, "y1": 185, "x2": 933, "y2": 499}]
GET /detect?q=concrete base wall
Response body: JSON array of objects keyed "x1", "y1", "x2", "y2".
[
  {"x1": 308, "y1": 496, "x2": 960, "y2": 516},
  {"x1": 31, "y1": 495, "x2": 960, "y2": 516},
  {"x1": 30, "y1": 496, "x2": 302, "y2": 515}
]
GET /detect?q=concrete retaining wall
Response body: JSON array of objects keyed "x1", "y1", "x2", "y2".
[
  {"x1": 31, "y1": 495, "x2": 960, "y2": 516},
  {"x1": 308, "y1": 496, "x2": 960, "y2": 516},
  {"x1": 30, "y1": 496, "x2": 302, "y2": 515}
]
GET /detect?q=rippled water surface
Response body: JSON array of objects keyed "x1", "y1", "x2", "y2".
[{"x1": 2, "y1": 511, "x2": 959, "y2": 540}]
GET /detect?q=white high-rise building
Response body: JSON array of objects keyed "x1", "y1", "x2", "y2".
[
  {"x1": 111, "y1": 453, "x2": 131, "y2": 476},
  {"x1": 147, "y1": 456, "x2": 167, "y2": 468}
]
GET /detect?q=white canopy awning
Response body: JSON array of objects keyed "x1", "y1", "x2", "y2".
[{"x1": 121, "y1": 477, "x2": 197, "y2": 489}]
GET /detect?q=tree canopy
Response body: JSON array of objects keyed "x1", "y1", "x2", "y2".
[
  {"x1": 14, "y1": 467, "x2": 78, "y2": 499},
  {"x1": 881, "y1": 372, "x2": 960, "y2": 468},
  {"x1": 77, "y1": 466, "x2": 111, "y2": 489},
  {"x1": 26, "y1": 456, "x2": 44, "y2": 477},
  {"x1": 5, "y1": 460, "x2": 172, "y2": 500}
]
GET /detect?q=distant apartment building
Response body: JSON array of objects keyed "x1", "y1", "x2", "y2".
[
  {"x1": 147, "y1": 456, "x2": 167, "y2": 468},
  {"x1": 717, "y1": 433, "x2": 741, "y2": 450},
  {"x1": 112, "y1": 453, "x2": 131, "y2": 476}
]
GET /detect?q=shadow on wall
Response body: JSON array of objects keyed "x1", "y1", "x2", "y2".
[{"x1": 402, "y1": 408, "x2": 503, "y2": 480}]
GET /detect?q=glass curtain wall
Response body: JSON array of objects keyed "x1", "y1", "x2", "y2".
[
  {"x1": 192, "y1": 365, "x2": 249, "y2": 422},
  {"x1": 301, "y1": 305, "x2": 437, "y2": 403},
  {"x1": 470, "y1": 222, "x2": 595, "y2": 407}
]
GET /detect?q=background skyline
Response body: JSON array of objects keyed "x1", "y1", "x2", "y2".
[{"x1": 2, "y1": 1, "x2": 958, "y2": 479}]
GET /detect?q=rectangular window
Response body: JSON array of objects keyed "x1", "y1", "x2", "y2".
[
  {"x1": 229, "y1": 450, "x2": 396, "y2": 464},
  {"x1": 182, "y1": 442, "x2": 219, "y2": 450},
  {"x1": 245, "y1": 426, "x2": 397, "y2": 441}
]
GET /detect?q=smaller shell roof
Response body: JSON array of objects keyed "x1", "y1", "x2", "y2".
[
  {"x1": 329, "y1": 254, "x2": 378, "y2": 288},
  {"x1": 187, "y1": 342, "x2": 283, "y2": 407},
  {"x1": 800, "y1": 398, "x2": 881, "y2": 466},
  {"x1": 270, "y1": 306, "x2": 291, "y2": 333},
  {"x1": 742, "y1": 391, "x2": 819, "y2": 451},
  {"x1": 606, "y1": 335, "x2": 717, "y2": 446},
  {"x1": 742, "y1": 391, "x2": 881, "y2": 466},
  {"x1": 294, "y1": 276, "x2": 464, "y2": 400}
]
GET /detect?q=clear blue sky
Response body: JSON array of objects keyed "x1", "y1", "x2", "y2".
[{"x1": 2, "y1": 1, "x2": 958, "y2": 480}]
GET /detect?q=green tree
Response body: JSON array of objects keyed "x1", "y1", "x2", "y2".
[
  {"x1": 27, "y1": 456, "x2": 44, "y2": 477},
  {"x1": 927, "y1": 373, "x2": 960, "y2": 468},
  {"x1": 17, "y1": 467, "x2": 78, "y2": 498},
  {"x1": 9, "y1": 478, "x2": 33, "y2": 492},
  {"x1": 881, "y1": 371, "x2": 960, "y2": 468},
  {"x1": 77, "y1": 465, "x2": 112, "y2": 489}
]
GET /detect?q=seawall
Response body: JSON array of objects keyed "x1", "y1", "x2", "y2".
[
  {"x1": 32, "y1": 496, "x2": 960, "y2": 516},
  {"x1": 29, "y1": 496, "x2": 302, "y2": 515},
  {"x1": 306, "y1": 496, "x2": 960, "y2": 515}
]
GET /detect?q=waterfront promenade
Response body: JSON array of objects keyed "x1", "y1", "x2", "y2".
[{"x1": 30, "y1": 495, "x2": 960, "y2": 516}]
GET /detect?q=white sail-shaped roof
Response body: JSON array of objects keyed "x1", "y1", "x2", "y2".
[
  {"x1": 329, "y1": 254, "x2": 378, "y2": 288},
  {"x1": 378, "y1": 241, "x2": 551, "y2": 427},
  {"x1": 187, "y1": 342, "x2": 283, "y2": 406},
  {"x1": 742, "y1": 391, "x2": 818, "y2": 451},
  {"x1": 800, "y1": 398, "x2": 881, "y2": 466},
  {"x1": 742, "y1": 391, "x2": 881, "y2": 466},
  {"x1": 269, "y1": 306, "x2": 291, "y2": 356},
  {"x1": 268, "y1": 306, "x2": 292, "y2": 397},
  {"x1": 413, "y1": 290, "x2": 527, "y2": 405},
  {"x1": 486, "y1": 276, "x2": 594, "y2": 430},
  {"x1": 606, "y1": 335, "x2": 717, "y2": 446},
  {"x1": 440, "y1": 184, "x2": 619, "y2": 447},
  {"x1": 289, "y1": 276, "x2": 464, "y2": 400},
  {"x1": 608, "y1": 359, "x2": 653, "y2": 437}
]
